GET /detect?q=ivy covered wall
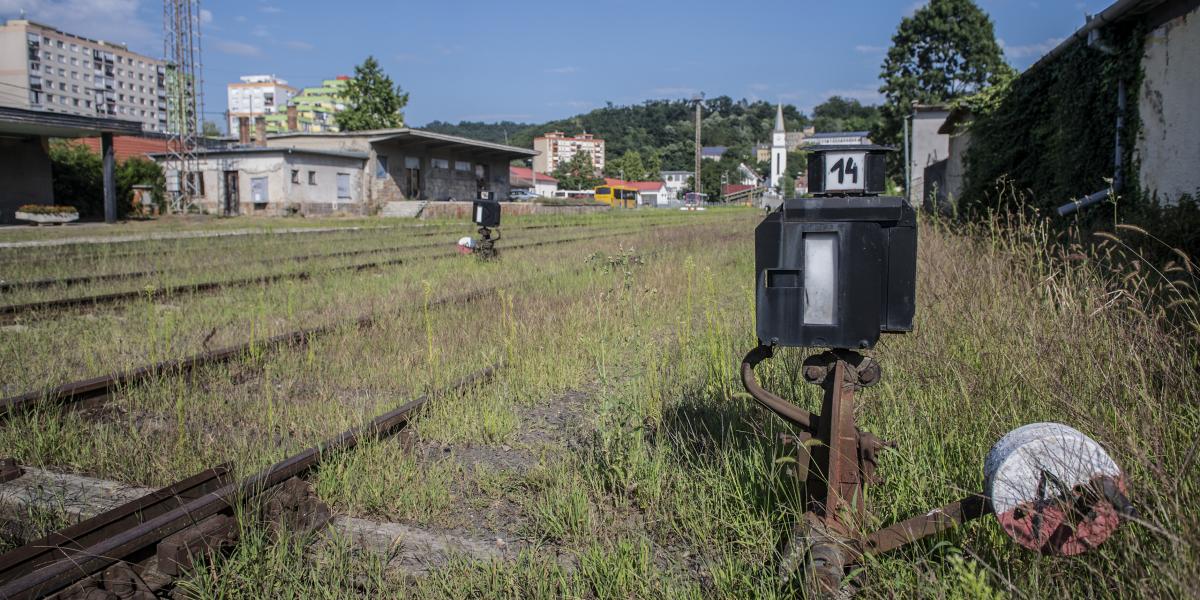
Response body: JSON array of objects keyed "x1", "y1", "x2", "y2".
[{"x1": 959, "y1": 21, "x2": 1145, "y2": 215}]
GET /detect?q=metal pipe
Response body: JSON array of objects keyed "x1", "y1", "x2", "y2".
[
  {"x1": 1057, "y1": 188, "x2": 1110, "y2": 216},
  {"x1": 1028, "y1": 0, "x2": 1149, "y2": 71}
]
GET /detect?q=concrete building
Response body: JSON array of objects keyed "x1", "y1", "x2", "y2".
[
  {"x1": 263, "y1": 77, "x2": 348, "y2": 133},
  {"x1": 908, "y1": 105, "x2": 950, "y2": 208},
  {"x1": 227, "y1": 75, "x2": 298, "y2": 134},
  {"x1": 0, "y1": 19, "x2": 168, "y2": 132},
  {"x1": 1132, "y1": 0, "x2": 1199, "y2": 202},
  {"x1": 153, "y1": 128, "x2": 535, "y2": 216},
  {"x1": 509, "y1": 166, "x2": 558, "y2": 197},
  {"x1": 0, "y1": 106, "x2": 142, "y2": 223},
  {"x1": 661, "y1": 170, "x2": 692, "y2": 200},
  {"x1": 152, "y1": 147, "x2": 368, "y2": 216},
  {"x1": 770, "y1": 104, "x2": 787, "y2": 188},
  {"x1": 532, "y1": 131, "x2": 604, "y2": 175}
]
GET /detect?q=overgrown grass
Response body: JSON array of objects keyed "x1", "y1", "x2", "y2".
[{"x1": 2, "y1": 205, "x2": 1193, "y2": 598}]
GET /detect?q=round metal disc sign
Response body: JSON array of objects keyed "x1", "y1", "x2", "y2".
[{"x1": 984, "y1": 423, "x2": 1126, "y2": 555}]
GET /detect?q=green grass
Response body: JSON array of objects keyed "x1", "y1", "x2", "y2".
[{"x1": 0, "y1": 206, "x2": 1194, "y2": 598}]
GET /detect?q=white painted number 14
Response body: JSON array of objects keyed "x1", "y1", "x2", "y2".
[{"x1": 830, "y1": 157, "x2": 859, "y2": 184}]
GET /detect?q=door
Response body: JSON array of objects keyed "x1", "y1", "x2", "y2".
[
  {"x1": 336, "y1": 173, "x2": 351, "y2": 201},
  {"x1": 222, "y1": 171, "x2": 239, "y2": 216},
  {"x1": 403, "y1": 157, "x2": 421, "y2": 199}
]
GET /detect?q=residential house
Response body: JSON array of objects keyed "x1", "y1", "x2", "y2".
[
  {"x1": 509, "y1": 165, "x2": 558, "y2": 197},
  {"x1": 227, "y1": 75, "x2": 298, "y2": 134},
  {"x1": 701, "y1": 146, "x2": 727, "y2": 161},
  {"x1": 661, "y1": 170, "x2": 692, "y2": 200}
]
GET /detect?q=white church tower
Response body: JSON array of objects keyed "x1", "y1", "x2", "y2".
[{"x1": 770, "y1": 103, "x2": 787, "y2": 190}]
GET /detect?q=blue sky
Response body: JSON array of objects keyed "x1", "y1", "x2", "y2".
[{"x1": 2, "y1": 0, "x2": 1114, "y2": 130}]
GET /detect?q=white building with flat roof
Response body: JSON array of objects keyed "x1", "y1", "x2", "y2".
[
  {"x1": 227, "y1": 75, "x2": 298, "y2": 134},
  {"x1": 0, "y1": 19, "x2": 168, "y2": 132}
]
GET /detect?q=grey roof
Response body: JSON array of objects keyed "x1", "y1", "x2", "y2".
[
  {"x1": 0, "y1": 106, "x2": 143, "y2": 138},
  {"x1": 701, "y1": 146, "x2": 727, "y2": 155},
  {"x1": 267, "y1": 127, "x2": 537, "y2": 158},
  {"x1": 1031, "y1": 0, "x2": 1170, "y2": 71},
  {"x1": 150, "y1": 146, "x2": 369, "y2": 161}
]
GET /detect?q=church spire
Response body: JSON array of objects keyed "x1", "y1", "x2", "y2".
[{"x1": 774, "y1": 103, "x2": 786, "y2": 133}]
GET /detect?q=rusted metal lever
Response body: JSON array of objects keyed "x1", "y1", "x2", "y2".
[
  {"x1": 740, "y1": 346, "x2": 895, "y2": 464},
  {"x1": 865, "y1": 494, "x2": 992, "y2": 555}
]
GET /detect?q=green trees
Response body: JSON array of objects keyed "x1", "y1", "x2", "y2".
[
  {"x1": 876, "y1": 0, "x2": 1012, "y2": 161},
  {"x1": 607, "y1": 150, "x2": 659, "y2": 181},
  {"x1": 812, "y1": 96, "x2": 881, "y2": 134},
  {"x1": 337, "y1": 56, "x2": 409, "y2": 132},
  {"x1": 552, "y1": 151, "x2": 603, "y2": 190},
  {"x1": 48, "y1": 141, "x2": 165, "y2": 218}
]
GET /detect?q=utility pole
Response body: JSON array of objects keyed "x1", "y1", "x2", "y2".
[
  {"x1": 692, "y1": 92, "x2": 704, "y2": 200},
  {"x1": 164, "y1": 0, "x2": 204, "y2": 213}
]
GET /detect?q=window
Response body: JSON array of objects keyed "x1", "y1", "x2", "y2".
[
  {"x1": 432, "y1": 158, "x2": 449, "y2": 169},
  {"x1": 291, "y1": 169, "x2": 300, "y2": 184},
  {"x1": 455, "y1": 161, "x2": 471, "y2": 172},
  {"x1": 187, "y1": 172, "x2": 205, "y2": 195},
  {"x1": 337, "y1": 173, "x2": 351, "y2": 199},
  {"x1": 308, "y1": 171, "x2": 316, "y2": 185},
  {"x1": 251, "y1": 177, "x2": 268, "y2": 204},
  {"x1": 70, "y1": 57, "x2": 77, "y2": 66},
  {"x1": 375, "y1": 155, "x2": 388, "y2": 179}
]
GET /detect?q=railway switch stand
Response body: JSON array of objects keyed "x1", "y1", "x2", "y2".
[
  {"x1": 472, "y1": 196, "x2": 501, "y2": 261},
  {"x1": 741, "y1": 146, "x2": 1132, "y2": 597}
]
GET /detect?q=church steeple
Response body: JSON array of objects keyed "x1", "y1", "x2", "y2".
[{"x1": 770, "y1": 104, "x2": 788, "y2": 191}]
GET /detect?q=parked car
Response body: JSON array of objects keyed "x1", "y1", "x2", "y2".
[{"x1": 509, "y1": 190, "x2": 539, "y2": 202}]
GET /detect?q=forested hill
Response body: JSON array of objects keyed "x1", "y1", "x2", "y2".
[{"x1": 422, "y1": 97, "x2": 812, "y2": 171}]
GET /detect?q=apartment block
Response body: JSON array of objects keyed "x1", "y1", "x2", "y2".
[
  {"x1": 532, "y1": 131, "x2": 605, "y2": 175},
  {"x1": 263, "y1": 77, "x2": 348, "y2": 134},
  {"x1": 227, "y1": 75, "x2": 298, "y2": 134},
  {"x1": 0, "y1": 19, "x2": 168, "y2": 132}
]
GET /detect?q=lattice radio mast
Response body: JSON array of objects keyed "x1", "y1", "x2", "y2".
[{"x1": 163, "y1": 0, "x2": 204, "y2": 213}]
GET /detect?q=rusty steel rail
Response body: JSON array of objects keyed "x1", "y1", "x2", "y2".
[
  {"x1": 0, "y1": 364, "x2": 501, "y2": 600},
  {"x1": 0, "y1": 238, "x2": 447, "y2": 292},
  {"x1": 0, "y1": 465, "x2": 233, "y2": 583},
  {"x1": 0, "y1": 226, "x2": 655, "y2": 418},
  {"x1": 0, "y1": 220, "x2": 594, "y2": 291},
  {"x1": 0, "y1": 226, "x2": 641, "y2": 320}
]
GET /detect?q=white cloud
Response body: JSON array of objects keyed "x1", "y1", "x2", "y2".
[
  {"x1": 749, "y1": 83, "x2": 770, "y2": 92},
  {"x1": 199, "y1": 8, "x2": 212, "y2": 24},
  {"x1": 1000, "y1": 37, "x2": 1063, "y2": 60},
  {"x1": 259, "y1": 5, "x2": 282, "y2": 13},
  {"x1": 283, "y1": 40, "x2": 313, "y2": 51},
  {"x1": 545, "y1": 66, "x2": 579, "y2": 74},
  {"x1": 0, "y1": 0, "x2": 157, "y2": 51},
  {"x1": 234, "y1": 15, "x2": 247, "y2": 23},
  {"x1": 855, "y1": 44, "x2": 886, "y2": 54},
  {"x1": 213, "y1": 39, "x2": 261, "y2": 57}
]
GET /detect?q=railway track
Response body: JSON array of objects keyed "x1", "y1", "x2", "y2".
[
  {"x1": 0, "y1": 225, "x2": 651, "y2": 320},
  {"x1": 0, "y1": 363, "x2": 501, "y2": 599},
  {"x1": 0, "y1": 218, "x2": 666, "y2": 292},
  {"x1": 0, "y1": 223, "x2": 680, "y2": 417}
]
